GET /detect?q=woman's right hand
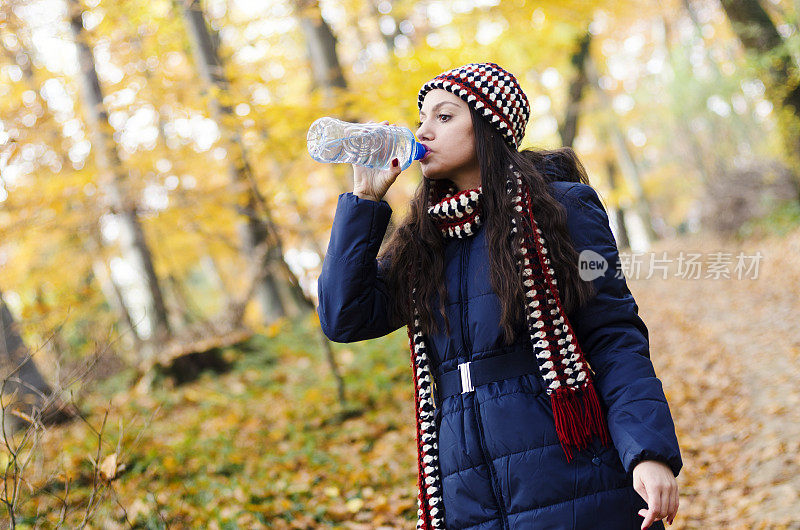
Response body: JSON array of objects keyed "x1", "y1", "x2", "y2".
[{"x1": 352, "y1": 120, "x2": 404, "y2": 202}]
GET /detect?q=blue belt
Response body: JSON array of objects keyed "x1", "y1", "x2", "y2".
[{"x1": 435, "y1": 348, "x2": 541, "y2": 402}]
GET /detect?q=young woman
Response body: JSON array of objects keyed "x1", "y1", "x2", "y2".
[{"x1": 317, "y1": 63, "x2": 682, "y2": 530}]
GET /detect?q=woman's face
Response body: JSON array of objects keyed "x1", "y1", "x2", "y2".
[{"x1": 416, "y1": 89, "x2": 480, "y2": 189}]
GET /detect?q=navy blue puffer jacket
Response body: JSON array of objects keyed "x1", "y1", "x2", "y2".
[{"x1": 317, "y1": 181, "x2": 682, "y2": 529}]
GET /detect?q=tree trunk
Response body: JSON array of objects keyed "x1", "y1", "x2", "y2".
[
  {"x1": 661, "y1": 10, "x2": 717, "y2": 187},
  {"x1": 720, "y1": 0, "x2": 800, "y2": 198},
  {"x1": 89, "y1": 243, "x2": 142, "y2": 353},
  {"x1": 295, "y1": 0, "x2": 348, "y2": 93},
  {"x1": 1, "y1": 5, "x2": 143, "y2": 348},
  {"x1": 0, "y1": 291, "x2": 72, "y2": 434},
  {"x1": 178, "y1": 0, "x2": 294, "y2": 325},
  {"x1": 293, "y1": 0, "x2": 358, "y2": 196},
  {"x1": 67, "y1": 0, "x2": 171, "y2": 345},
  {"x1": 130, "y1": 34, "x2": 201, "y2": 334},
  {"x1": 559, "y1": 31, "x2": 592, "y2": 148},
  {"x1": 605, "y1": 158, "x2": 632, "y2": 250},
  {"x1": 282, "y1": 2, "x2": 356, "y2": 407},
  {"x1": 585, "y1": 55, "x2": 659, "y2": 246}
]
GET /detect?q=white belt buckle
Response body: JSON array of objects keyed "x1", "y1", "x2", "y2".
[{"x1": 458, "y1": 361, "x2": 474, "y2": 393}]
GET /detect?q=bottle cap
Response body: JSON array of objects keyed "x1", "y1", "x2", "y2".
[{"x1": 413, "y1": 142, "x2": 428, "y2": 161}]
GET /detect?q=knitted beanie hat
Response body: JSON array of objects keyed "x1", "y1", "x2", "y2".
[{"x1": 417, "y1": 62, "x2": 531, "y2": 149}]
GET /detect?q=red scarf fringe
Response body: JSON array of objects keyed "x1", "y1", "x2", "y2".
[{"x1": 550, "y1": 382, "x2": 611, "y2": 461}]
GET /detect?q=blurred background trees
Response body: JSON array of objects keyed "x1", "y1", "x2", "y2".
[
  {"x1": 3, "y1": 0, "x2": 798, "y2": 372},
  {"x1": 1, "y1": 0, "x2": 800, "y2": 526}
]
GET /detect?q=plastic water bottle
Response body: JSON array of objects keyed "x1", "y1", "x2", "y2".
[{"x1": 307, "y1": 117, "x2": 428, "y2": 171}]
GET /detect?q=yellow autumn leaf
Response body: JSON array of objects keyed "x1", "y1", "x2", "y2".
[
  {"x1": 324, "y1": 486, "x2": 340, "y2": 498},
  {"x1": 99, "y1": 453, "x2": 118, "y2": 481},
  {"x1": 345, "y1": 497, "x2": 364, "y2": 513}
]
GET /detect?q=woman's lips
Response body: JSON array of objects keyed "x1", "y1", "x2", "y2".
[{"x1": 421, "y1": 146, "x2": 432, "y2": 160}]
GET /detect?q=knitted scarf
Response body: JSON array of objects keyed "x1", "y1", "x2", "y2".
[{"x1": 406, "y1": 168, "x2": 611, "y2": 529}]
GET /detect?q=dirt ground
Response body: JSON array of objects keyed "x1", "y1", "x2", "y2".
[{"x1": 630, "y1": 227, "x2": 800, "y2": 529}]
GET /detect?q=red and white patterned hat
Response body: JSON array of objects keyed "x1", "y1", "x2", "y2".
[{"x1": 417, "y1": 62, "x2": 531, "y2": 150}]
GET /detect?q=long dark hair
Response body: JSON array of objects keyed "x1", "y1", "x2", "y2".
[{"x1": 378, "y1": 104, "x2": 597, "y2": 345}]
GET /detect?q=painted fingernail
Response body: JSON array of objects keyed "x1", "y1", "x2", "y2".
[{"x1": 392, "y1": 158, "x2": 398, "y2": 167}]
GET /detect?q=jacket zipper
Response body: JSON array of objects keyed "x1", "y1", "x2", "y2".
[
  {"x1": 460, "y1": 238, "x2": 510, "y2": 529},
  {"x1": 460, "y1": 239, "x2": 473, "y2": 353}
]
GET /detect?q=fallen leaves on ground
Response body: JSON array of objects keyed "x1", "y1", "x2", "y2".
[{"x1": 25, "y1": 227, "x2": 800, "y2": 528}]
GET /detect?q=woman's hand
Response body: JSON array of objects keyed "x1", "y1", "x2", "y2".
[
  {"x1": 352, "y1": 120, "x2": 403, "y2": 202},
  {"x1": 633, "y1": 459, "x2": 679, "y2": 528}
]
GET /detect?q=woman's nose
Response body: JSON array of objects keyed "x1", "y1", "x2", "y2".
[{"x1": 416, "y1": 122, "x2": 431, "y2": 141}]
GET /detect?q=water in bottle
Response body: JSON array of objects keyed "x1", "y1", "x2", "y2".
[{"x1": 307, "y1": 117, "x2": 428, "y2": 171}]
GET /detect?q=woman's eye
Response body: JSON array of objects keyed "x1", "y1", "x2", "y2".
[{"x1": 416, "y1": 115, "x2": 451, "y2": 128}]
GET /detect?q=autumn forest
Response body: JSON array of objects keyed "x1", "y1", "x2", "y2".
[{"x1": 1, "y1": 0, "x2": 799, "y2": 527}]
